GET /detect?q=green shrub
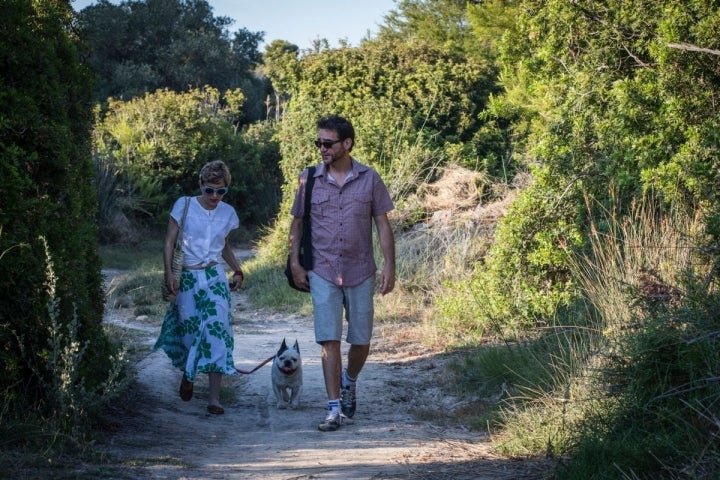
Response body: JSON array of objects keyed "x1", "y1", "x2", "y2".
[
  {"x1": 94, "y1": 88, "x2": 283, "y2": 238},
  {"x1": 556, "y1": 198, "x2": 720, "y2": 478},
  {"x1": 0, "y1": 0, "x2": 117, "y2": 419}
]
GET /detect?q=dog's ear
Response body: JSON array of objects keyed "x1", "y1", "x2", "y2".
[
  {"x1": 278, "y1": 338, "x2": 288, "y2": 354},
  {"x1": 293, "y1": 339, "x2": 300, "y2": 353}
]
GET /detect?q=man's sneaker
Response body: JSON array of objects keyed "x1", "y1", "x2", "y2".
[
  {"x1": 340, "y1": 382, "x2": 356, "y2": 418},
  {"x1": 318, "y1": 409, "x2": 343, "y2": 432}
]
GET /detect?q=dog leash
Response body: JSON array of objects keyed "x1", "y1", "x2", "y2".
[{"x1": 235, "y1": 355, "x2": 274, "y2": 374}]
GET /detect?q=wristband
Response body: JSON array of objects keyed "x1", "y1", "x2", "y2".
[{"x1": 234, "y1": 269, "x2": 244, "y2": 280}]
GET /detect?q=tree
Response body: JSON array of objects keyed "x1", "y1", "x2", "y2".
[
  {"x1": 0, "y1": 0, "x2": 115, "y2": 413},
  {"x1": 378, "y1": 0, "x2": 481, "y2": 58},
  {"x1": 467, "y1": 0, "x2": 521, "y2": 56},
  {"x1": 284, "y1": 38, "x2": 499, "y2": 172},
  {"x1": 76, "y1": 0, "x2": 264, "y2": 112},
  {"x1": 94, "y1": 87, "x2": 282, "y2": 236},
  {"x1": 470, "y1": 0, "x2": 720, "y2": 331},
  {"x1": 261, "y1": 40, "x2": 300, "y2": 120}
]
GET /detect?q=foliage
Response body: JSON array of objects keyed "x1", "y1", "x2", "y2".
[
  {"x1": 437, "y1": 168, "x2": 584, "y2": 333},
  {"x1": 297, "y1": 39, "x2": 498, "y2": 161},
  {"x1": 440, "y1": 197, "x2": 720, "y2": 478},
  {"x1": 445, "y1": 0, "x2": 720, "y2": 334},
  {"x1": 0, "y1": 0, "x2": 117, "y2": 417},
  {"x1": 93, "y1": 87, "x2": 282, "y2": 235},
  {"x1": 554, "y1": 199, "x2": 720, "y2": 479},
  {"x1": 260, "y1": 40, "x2": 300, "y2": 119},
  {"x1": 378, "y1": 0, "x2": 484, "y2": 60},
  {"x1": 466, "y1": 0, "x2": 521, "y2": 56},
  {"x1": 264, "y1": 34, "x2": 503, "y2": 249},
  {"x1": 76, "y1": 0, "x2": 265, "y2": 121}
]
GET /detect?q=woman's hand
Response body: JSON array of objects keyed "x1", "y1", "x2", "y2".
[
  {"x1": 229, "y1": 269, "x2": 243, "y2": 291},
  {"x1": 165, "y1": 271, "x2": 178, "y2": 296}
]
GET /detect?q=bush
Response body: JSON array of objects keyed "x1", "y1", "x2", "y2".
[
  {"x1": 557, "y1": 198, "x2": 720, "y2": 479},
  {"x1": 0, "y1": 0, "x2": 117, "y2": 418},
  {"x1": 94, "y1": 88, "x2": 283, "y2": 239}
]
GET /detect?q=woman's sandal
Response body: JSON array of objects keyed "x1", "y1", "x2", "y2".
[
  {"x1": 207, "y1": 405, "x2": 224, "y2": 415},
  {"x1": 179, "y1": 375, "x2": 193, "y2": 401}
]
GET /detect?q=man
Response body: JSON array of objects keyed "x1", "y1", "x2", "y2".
[{"x1": 289, "y1": 114, "x2": 396, "y2": 431}]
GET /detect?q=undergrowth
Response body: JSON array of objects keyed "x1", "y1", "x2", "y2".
[
  {"x1": 438, "y1": 197, "x2": 720, "y2": 478},
  {"x1": 14, "y1": 168, "x2": 719, "y2": 480},
  {"x1": 0, "y1": 238, "x2": 131, "y2": 478}
]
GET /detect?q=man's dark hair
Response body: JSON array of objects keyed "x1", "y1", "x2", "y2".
[{"x1": 317, "y1": 114, "x2": 355, "y2": 151}]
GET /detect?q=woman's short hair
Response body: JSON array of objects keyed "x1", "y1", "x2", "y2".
[{"x1": 199, "y1": 160, "x2": 231, "y2": 186}]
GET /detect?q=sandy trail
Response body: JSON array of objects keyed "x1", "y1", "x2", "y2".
[{"x1": 99, "y1": 262, "x2": 554, "y2": 479}]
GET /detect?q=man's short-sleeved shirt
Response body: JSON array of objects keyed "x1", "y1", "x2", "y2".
[{"x1": 290, "y1": 159, "x2": 394, "y2": 287}]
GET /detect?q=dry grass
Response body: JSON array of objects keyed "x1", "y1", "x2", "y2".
[{"x1": 384, "y1": 164, "x2": 518, "y2": 350}]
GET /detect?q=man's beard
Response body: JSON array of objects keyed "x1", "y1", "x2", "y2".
[{"x1": 322, "y1": 153, "x2": 338, "y2": 165}]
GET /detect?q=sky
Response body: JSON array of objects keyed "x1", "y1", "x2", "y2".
[{"x1": 71, "y1": 0, "x2": 398, "y2": 50}]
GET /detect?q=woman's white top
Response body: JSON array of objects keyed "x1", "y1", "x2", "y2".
[{"x1": 171, "y1": 196, "x2": 239, "y2": 267}]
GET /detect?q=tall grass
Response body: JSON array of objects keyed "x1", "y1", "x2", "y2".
[
  {"x1": 0, "y1": 238, "x2": 130, "y2": 473},
  {"x1": 447, "y1": 301, "x2": 600, "y2": 457},
  {"x1": 556, "y1": 198, "x2": 720, "y2": 479},
  {"x1": 439, "y1": 196, "x2": 720, "y2": 478}
]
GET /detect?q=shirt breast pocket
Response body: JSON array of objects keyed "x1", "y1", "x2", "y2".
[
  {"x1": 347, "y1": 193, "x2": 372, "y2": 218},
  {"x1": 311, "y1": 191, "x2": 332, "y2": 217}
]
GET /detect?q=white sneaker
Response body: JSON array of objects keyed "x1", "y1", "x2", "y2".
[{"x1": 318, "y1": 408, "x2": 343, "y2": 432}]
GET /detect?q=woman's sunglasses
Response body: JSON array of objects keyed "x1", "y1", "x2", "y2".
[{"x1": 202, "y1": 185, "x2": 228, "y2": 196}]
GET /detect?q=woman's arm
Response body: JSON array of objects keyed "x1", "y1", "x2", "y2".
[
  {"x1": 164, "y1": 217, "x2": 180, "y2": 295},
  {"x1": 222, "y1": 239, "x2": 243, "y2": 291}
]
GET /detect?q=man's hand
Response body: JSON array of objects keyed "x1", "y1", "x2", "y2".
[{"x1": 291, "y1": 264, "x2": 310, "y2": 291}]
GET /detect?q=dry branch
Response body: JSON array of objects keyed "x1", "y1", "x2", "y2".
[{"x1": 666, "y1": 42, "x2": 720, "y2": 56}]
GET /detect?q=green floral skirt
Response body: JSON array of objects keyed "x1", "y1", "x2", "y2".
[{"x1": 153, "y1": 265, "x2": 236, "y2": 381}]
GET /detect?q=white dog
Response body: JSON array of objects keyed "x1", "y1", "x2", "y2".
[{"x1": 271, "y1": 338, "x2": 303, "y2": 409}]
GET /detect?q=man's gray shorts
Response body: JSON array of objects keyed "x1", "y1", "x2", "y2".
[{"x1": 309, "y1": 271, "x2": 375, "y2": 345}]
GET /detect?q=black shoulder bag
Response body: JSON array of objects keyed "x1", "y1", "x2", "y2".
[{"x1": 284, "y1": 166, "x2": 316, "y2": 292}]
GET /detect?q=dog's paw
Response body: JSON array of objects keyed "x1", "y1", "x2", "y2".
[{"x1": 276, "y1": 401, "x2": 288, "y2": 409}]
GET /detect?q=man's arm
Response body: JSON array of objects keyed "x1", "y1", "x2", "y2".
[
  {"x1": 289, "y1": 216, "x2": 309, "y2": 291},
  {"x1": 374, "y1": 213, "x2": 396, "y2": 295}
]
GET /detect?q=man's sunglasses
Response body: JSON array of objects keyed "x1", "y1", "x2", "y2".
[
  {"x1": 314, "y1": 138, "x2": 343, "y2": 149},
  {"x1": 202, "y1": 185, "x2": 228, "y2": 196}
]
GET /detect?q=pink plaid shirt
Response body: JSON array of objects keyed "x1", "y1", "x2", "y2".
[{"x1": 290, "y1": 159, "x2": 394, "y2": 287}]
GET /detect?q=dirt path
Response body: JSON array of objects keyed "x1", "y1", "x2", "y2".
[{"x1": 98, "y1": 265, "x2": 555, "y2": 479}]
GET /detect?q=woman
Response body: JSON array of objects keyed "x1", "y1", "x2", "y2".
[{"x1": 154, "y1": 160, "x2": 244, "y2": 415}]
